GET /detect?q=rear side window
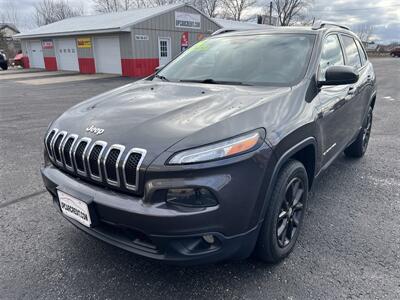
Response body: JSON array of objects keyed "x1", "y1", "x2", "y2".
[
  {"x1": 319, "y1": 34, "x2": 345, "y2": 80},
  {"x1": 355, "y1": 39, "x2": 367, "y2": 65},
  {"x1": 341, "y1": 35, "x2": 362, "y2": 69}
]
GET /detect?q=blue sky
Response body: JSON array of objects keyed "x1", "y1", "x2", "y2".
[{"x1": 1, "y1": 0, "x2": 399, "y2": 43}]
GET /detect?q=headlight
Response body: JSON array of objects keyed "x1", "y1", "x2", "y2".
[{"x1": 168, "y1": 130, "x2": 264, "y2": 165}]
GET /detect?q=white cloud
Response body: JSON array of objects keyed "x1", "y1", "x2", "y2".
[{"x1": 1, "y1": 0, "x2": 399, "y2": 43}]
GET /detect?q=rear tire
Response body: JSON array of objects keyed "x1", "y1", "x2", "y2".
[
  {"x1": 255, "y1": 160, "x2": 308, "y2": 263},
  {"x1": 344, "y1": 107, "x2": 373, "y2": 158}
]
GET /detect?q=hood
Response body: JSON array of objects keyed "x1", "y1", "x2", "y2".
[{"x1": 51, "y1": 80, "x2": 291, "y2": 160}]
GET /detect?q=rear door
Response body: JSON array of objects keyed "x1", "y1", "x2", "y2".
[
  {"x1": 316, "y1": 34, "x2": 352, "y2": 165},
  {"x1": 340, "y1": 35, "x2": 370, "y2": 135}
]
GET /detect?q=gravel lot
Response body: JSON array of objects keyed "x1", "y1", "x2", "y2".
[{"x1": 0, "y1": 58, "x2": 399, "y2": 299}]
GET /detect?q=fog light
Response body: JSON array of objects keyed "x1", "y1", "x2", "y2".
[
  {"x1": 166, "y1": 188, "x2": 218, "y2": 207},
  {"x1": 202, "y1": 234, "x2": 215, "y2": 244}
]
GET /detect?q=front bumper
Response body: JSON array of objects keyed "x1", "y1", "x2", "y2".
[{"x1": 41, "y1": 144, "x2": 275, "y2": 264}]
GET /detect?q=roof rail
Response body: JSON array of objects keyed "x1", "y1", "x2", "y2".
[
  {"x1": 312, "y1": 21, "x2": 350, "y2": 31},
  {"x1": 211, "y1": 28, "x2": 237, "y2": 36}
]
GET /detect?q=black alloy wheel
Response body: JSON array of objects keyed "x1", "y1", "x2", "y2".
[
  {"x1": 362, "y1": 109, "x2": 373, "y2": 153},
  {"x1": 255, "y1": 160, "x2": 308, "y2": 263},
  {"x1": 276, "y1": 177, "x2": 305, "y2": 248}
]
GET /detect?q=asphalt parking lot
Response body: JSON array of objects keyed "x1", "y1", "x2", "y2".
[{"x1": 0, "y1": 59, "x2": 399, "y2": 299}]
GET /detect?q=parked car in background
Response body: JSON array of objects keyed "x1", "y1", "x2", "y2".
[
  {"x1": 390, "y1": 47, "x2": 400, "y2": 57},
  {"x1": 0, "y1": 50, "x2": 8, "y2": 70},
  {"x1": 41, "y1": 23, "x2": 377, "y2": 265},
  {"x1": 13, "y1": 50, "x2": 24, "y2": 68}
]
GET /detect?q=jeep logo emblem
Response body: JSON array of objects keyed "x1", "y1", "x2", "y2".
[{"x1": 86, "y1": 125, "x2": 104, "y2": 135}]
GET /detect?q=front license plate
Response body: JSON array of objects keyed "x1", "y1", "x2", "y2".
[{"x1": 57, "y1": 190, "x2": 92, "y2": 227}]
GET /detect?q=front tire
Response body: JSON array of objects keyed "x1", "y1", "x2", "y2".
[
  {"x1": 255, "y1": 160, "x2": 308, "y2": 263},
  {"x1": 344, "y1": 106, "x2": 373, "y2": 158}
]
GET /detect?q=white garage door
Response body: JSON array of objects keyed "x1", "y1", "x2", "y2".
[
  {"x1": 94, "y1": 36, "x2": 122, "y2": 74},
  {"x1": 29, "y1": 41, "x2": 44, "y2": 69},
  {"x1": 55, "y1": 38, "x2": 79, "y2": 71}
]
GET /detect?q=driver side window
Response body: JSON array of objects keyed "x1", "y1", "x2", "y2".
[{"x1": 319, "y1": 35, "x2": 345, "y2": 80}]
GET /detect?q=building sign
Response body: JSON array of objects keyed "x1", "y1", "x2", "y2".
[
  {"x1": 175, "y1": 12, "x2": 201, "y2": 29},
  {"x1": 77, "y1": 37, "x2": 92, "y2": 48},
  {"x1": 135, "y1": 34, "x2": 149, "y2": 41},
  {"x1": 42, "y1": 40, "x2": 53, "y2": 49},
  {"x1": 197, "y1": 33, "x2": 205, "y2": 41},
  {"x1": 180, "y1": 32, "x2": 189, "y2": 52}
]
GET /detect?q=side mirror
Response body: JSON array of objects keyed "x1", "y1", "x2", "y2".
[{"x1": 318, "y1": 65, "x2": 359, "y2": 86}]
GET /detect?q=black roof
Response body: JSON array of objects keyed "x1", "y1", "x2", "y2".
[{"x1": 213, "y1": 25, "x2": 356, "y2": 39}]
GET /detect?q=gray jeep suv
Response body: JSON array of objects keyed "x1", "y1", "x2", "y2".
[{"x1": 41, "y1": 23, "x2": 377, "y2": 265}]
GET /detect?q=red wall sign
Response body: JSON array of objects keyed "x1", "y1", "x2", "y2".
[
  {"x1": 181, "y1": 32, "x2": 189, "y2": 52},
  {"x1": 42, "y1": 40, "x2": 53, "y2": 49}
]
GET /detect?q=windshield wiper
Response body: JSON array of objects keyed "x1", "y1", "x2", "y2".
[
  {"x1": 180, "y1": 79, "x2": 252, "y2": 86},
  {"x1": 154, "y1": 74, "x2": 169, "y2": 81}
]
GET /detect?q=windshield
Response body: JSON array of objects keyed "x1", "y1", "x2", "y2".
[{"x1": 156, "y1": 34, "x2": 315, "y2": 86}]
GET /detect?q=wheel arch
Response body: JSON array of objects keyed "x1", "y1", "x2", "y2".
[
  {"x1": 274, "y1": 137, "x2": 317, "y2": 190},
  {"x1": 369, "y1": 92, "x2": 377, "y2": 109},
  {"x1": 258, "y1": 137, "x2": 317, "y2": 223}
]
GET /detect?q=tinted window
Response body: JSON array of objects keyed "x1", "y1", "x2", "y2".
[
  {"x1": 341, "y1": 35, "x2": 362, "y2": 68},
  {"x1": 355, "y1": 39, "x2": 367, "y2": 65},
  {"x1": 157, "y1": 34, "x2": 315, "y2": 86},
  {"x1": 319, "y1": 34, "x2": 345, "y2": 80}
]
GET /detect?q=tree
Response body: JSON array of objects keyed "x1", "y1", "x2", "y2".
[
  {"x1": 221, "y1": 0, "x2": 256, "y2": 21},
  {"x1": 34, "y1": 0, "x2": 85, "y2": 26},
  {"x1": 191, "y1": 0, "x2": 221, "y2": 17},
  {"x1": 0, "y1": 0, "x2": 20, "y2": 27},
  {"x1": 92, "y1": 0, "x2": 186, "y2": 12},
  {"x1": 272, "y1": 0, "x2": 312, "y2": 26},
  {"x1": 355, "y1": 24, "x2": 375, "y2": 43},
  {"x1": 0, "y1": 30, "x2": 7, "y2": 52},
  {"x1": 93, "y1": 0, "x2": 121, "y2": 12},
  {"x1": 147, "y1": 0, "x2": 184, "y2": 6}
]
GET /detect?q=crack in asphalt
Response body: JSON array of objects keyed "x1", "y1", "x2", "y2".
[{"x1": 0, "y1": 190, "x2": 47, "y2": 209}]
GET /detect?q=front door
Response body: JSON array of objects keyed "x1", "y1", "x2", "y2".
[
  {"x1": 158, "y1": 37, "x2": 171, "y2": 67},
  {"x1": 29, "y1": 41, "x2": 44, "y2": 69},
  {"x1": 316, "y1": 34, "x2": 354, "y2": 166}
]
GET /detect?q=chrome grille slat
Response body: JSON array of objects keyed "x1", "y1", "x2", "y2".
[
  {"x1": 62, "y1": 134, "x2": 78, "y2": 172},
  {"x1": 87, "y1": 141, "x2": 107, "y2": 182},
  {"x1": 45, "y1": 129, "x2": 146, "y2": 193},
  {"x1": 53, "y1": 131, "x2": 67, "y2": 166},
  {"x1": 104, "y1": 144, "x2": 125, "y2": 187},
  {"x1": 45, "y1": 128, "x2": 58, "y2": 160},
  {"x1": 73, "y1": 137, "x2": 92, "y2": 176},
  {"x1": 122, "y1": 148, "x2": 147, "y2": 191}
]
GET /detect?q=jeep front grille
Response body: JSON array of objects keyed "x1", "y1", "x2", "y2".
[{"x1": 45, "y1": 128, "x2": 146, "y2": 193}]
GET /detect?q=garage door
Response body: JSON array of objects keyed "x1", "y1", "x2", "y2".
[
  {"x1": 94, "y1": 36, "x2": 122, "y2": 74},
  {"x1": 55, "y1": 38, "x2": 79, "y2": 71},
  {"x1": 29, "y1": 41, "x2": 44, "y2": 69}
]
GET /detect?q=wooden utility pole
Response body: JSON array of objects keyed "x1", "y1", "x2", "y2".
[{"x1": 269, "y1": 1, "x2": 273, "y2": 25}]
